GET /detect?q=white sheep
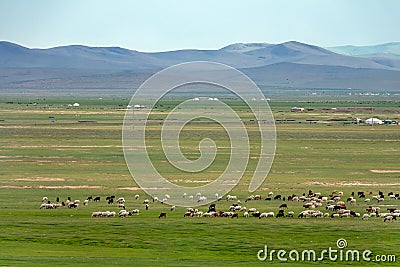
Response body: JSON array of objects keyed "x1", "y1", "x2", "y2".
[
  {"x1": 384, "y1": 215, "x2": 394, "y2": 222},
  {"x1": 42, "y1": 197, "x2": 48, "y2": 202},
  {"x1": 259, "y1": 212, "x2": 274, "y2": 218},
  {"x1": 193, "y1": 211, "x2": 203, "y2": 217},
  {"x1": 131, "y1": 209, "x2": 140, "y2": 215},
  {"x1": 40, "y1": 203, "x2": 54, "y2": 209},
  {"x1": 203, "y1": 212, "x2": 214, "y2": 217},
  {"x1": 83, "y1": 199, "x2": 89, "y2": 206},
  {"x1": 226, "y1": 195, "x2": 237, "y2": 201},
  {"x1": 117, "y1": 197, "x2": 125, "y2": 204},
  {"x1": 362, "y1": 214, "x2": 370, "y2": 220},
  {"x1": 248, "y1": 208, "x2": 257, "y2": 213},
  {"x1": 101, "y1": 211, "x2": 111, "y2": 217},
  {"x1": 135, "y1": 194, "x2": 140, "y2": 200},
  {"x1": 243, "y1": 212, "x2": 249, "y2": 218},
  {"x1": 197, "y1": 196, "x2": 207, "y2": 203},
  {"x1": 287, "y1": 211, "x2": 295, "y2": 217},
  {"x1": 118, "y1": 210, "x2": 130, "y2": 217},
  {"x1": 117, "y1": 203, "x2": 125, "y2": 209},
  {"x1": 92, "y1": 211, "x2": 102, "y2": 217}
]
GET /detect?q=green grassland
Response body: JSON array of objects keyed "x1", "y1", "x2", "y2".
[{"x1": 0, "y1": 96, "x2": 400, "y2": 266}]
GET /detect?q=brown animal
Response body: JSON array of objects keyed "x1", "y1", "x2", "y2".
[{"x1": 159, "y1": 212, "x2": 167, "y2": 219}]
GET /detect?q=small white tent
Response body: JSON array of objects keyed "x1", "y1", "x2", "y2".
[{"x1": 365, "y1": 118, "x2": 383, "y2": 125}]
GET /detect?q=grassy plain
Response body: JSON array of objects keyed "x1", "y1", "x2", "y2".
[{"x1": 0, "y1": 96, "x2": 399, "y2": 266}]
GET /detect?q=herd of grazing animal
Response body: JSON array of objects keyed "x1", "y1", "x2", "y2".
[
  {"x1": 39, "y1": 195, "x2": 141, "y2": 218},
  {"x1": 39, "y1": 189, "x2": 399, "y2": 222}
]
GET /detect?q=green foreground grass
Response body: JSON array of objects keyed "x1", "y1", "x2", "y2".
[{"x1": 0, "y1": 98, "x2": 400, "y2": 266}]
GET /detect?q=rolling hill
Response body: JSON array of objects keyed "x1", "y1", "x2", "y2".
[{"x1": 1, "y1": 41, "x2": 399, "y2": 91}]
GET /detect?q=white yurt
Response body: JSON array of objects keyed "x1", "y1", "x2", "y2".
[{"x1": 365, "y1": 118, "x2": 383, "y2": 125}]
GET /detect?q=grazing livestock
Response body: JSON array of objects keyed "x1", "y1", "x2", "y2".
[
  {"x1": 273, "y1": 195, "x2": 282, "y2": 200},
  {"x1": 119, "y1": 210, "x2": 130, "y2": 217},
  {"x1": 197, "y1": 196, "x2": 207, "y2": 203},
  {"x1": 384, "y1": 215, "x2": 396, "y2": 222},
  {"x1": 93, "y1": 196, "x2": 100, "y2": 202},
  {"x1": 387, "y1": 208, "x2": 397, "y2": 213},
  {"x1": 107, "y1": 197, "x2": 114, "y2": 204},
  {"x1": 259, "y1": 212, "x2": 274, "y2": 219},
  {"x1": 279, "y1": 203, "x2": 287, "y2": 209},
  {"x1": 42, "y1": 197, "x2": 48, "y2": 202},
  {"x1": 184, "y1": 212, "x2": 192, "y2": 217},
  {"x1": 68, "y1": 203, "x2": 78, "y2": 208},
  {"x1": 135, "y1": 194, "x2": 140, "y2": 200},
  {"x1": 226, "y1": 195, "x2": 237, "y2": 201},
  {"x1": 243, "y1": 212, "x2": 249, "y2": 218},
  {"x1": 159, "y1": 212, "x2": 167, "y2": 219},
  {"x1": 277, "y1": 210, "x2": 285, "y2": 218},
  {"x1": 87, "y1": 196, "x2": 93, "y2": 201},
  {"x1": 92, "y1": 211, "x2": 101, "y2": 217},
  {"x1": 208, "y1": 204, "x2": 216, "y2": 213},
  {"x1": 170, "y1": 205, "x2": 176, "y2": 211},
  {"x1": 285, "y1": 211, "x2": 294, "y2": 217},
  {"x1": 40, "y1": 203, "x2": 54, "y2": 209},
  {"x1": 131, "y1": 209, "x2": 140, "y2": 215},
  {"x1": 83, "y1": 199, "x2": 89, "y2": 206}
]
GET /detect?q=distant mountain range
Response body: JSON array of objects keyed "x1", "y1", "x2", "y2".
[{"x1": 1, "y1": 41, "x2": 400, "y2": 91}]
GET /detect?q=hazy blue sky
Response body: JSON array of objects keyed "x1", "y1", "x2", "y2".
[{"x1": 0, "y1": 0, "x2": 399, "y2": 51}]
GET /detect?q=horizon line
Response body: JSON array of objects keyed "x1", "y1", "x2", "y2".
[{"x1": 1, "y1": 39, "x2": 399, "y2": 53}]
